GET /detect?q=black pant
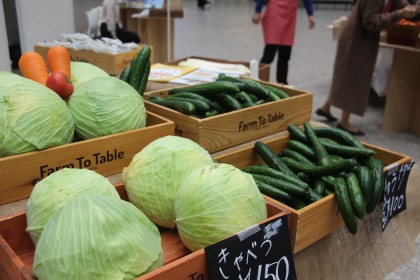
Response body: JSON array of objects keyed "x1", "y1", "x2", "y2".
[
  {"x1": 260, "y1": 44, "x2": 292, "y2": 84},
  {"x1": 100, "y1": 23, "x2": 140, "y2": 44}
]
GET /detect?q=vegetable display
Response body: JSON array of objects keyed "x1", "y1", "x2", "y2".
[
  {"x1": 147, "y1": 73, "x2": 290, "y2": 118},
  {"x1": 33, "y1": 195, "x2": 163, "y2": 280},
  {"x1": 122, "y1": 135, "x2": 214, "y2": 229},
  {"x1": 0, "y1": 72, "x2": 74, "y2": 157},
  {"x1": 67, "y1": 76, "x2": 146, "y2": 140},
  {"x1": 26, "y1": 168, "x2": 119, "y2": 244},
  {"x1": 243, "y1": 122, "x2": 384, "y2": 234},
  {"x1": 175, "y1": 163, "x2": 267, "y2": 251}
]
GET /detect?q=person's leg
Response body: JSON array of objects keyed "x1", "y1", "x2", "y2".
[
  {"x1": 276, "y1": 45, "x2": 291, "y2": 84},
  {"x1": 337, "y1": 110, "x2": 365, "y2": 135},
  {"x1": 260, "y1": 44, "x2": 277, "y2": 66}
]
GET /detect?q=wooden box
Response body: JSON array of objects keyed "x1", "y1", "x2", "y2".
[
  {"x1": 168, "y1": 56, "x2": 271, "y2": 81},
  {"x1": 144, "y1": 82, "x2": 313, "y2": 153},
  {"x1": 0, "y1": 183, "x2": 288, "y2": 280},
  {"x1": 34, "y1": 45, "x2": 151, "y2": 76},
  {"x1": 0, "y1": 112, "x2": 174, "y2": 206},
  {"x1": 214, "y1": 134, "x2": 412, "y2": 253}
]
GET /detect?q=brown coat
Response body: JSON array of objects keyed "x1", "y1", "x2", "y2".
[{"x1": 330, "y1": 0, "x2": 408, "y2": 116}]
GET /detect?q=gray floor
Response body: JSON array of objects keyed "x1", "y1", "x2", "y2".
[{"x1": 173, "y1": 1, "x2": 420, "y2": 279}]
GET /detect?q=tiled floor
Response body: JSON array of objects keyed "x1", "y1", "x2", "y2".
[{"x1": 173, "y1": 1, "x2": 420, "y2": 279}]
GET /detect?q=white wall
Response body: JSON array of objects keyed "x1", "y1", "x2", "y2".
[
  {"x1": 16, "y1": 0, "x2": 75, "y2": 53},
  {"x1": 0, "y1": 1, "x2": 11, "y2": 71}
]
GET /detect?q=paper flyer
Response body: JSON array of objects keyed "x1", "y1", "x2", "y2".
[{"x1": 148, "y1": 63, "x2": 197, "y2": 82}]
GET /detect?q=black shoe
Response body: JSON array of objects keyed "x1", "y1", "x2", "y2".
[
  {"x1": 315, "y1": 108, "x2": 337, "y2": 122},
  {"x1": 337, "y1": 123, "x2": 365, "y2": 136}
]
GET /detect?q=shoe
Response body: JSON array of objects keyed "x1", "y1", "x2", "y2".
[
  {"x1": 337, "y1": 123, "x2": 365, "y2": 136},
  {"x1": 315, "y1": 108, "x2": 337, "y2": 122}
]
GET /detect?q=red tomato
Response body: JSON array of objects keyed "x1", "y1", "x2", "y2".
[{"x1": 46, "y1": 72, "x2": 74, "y2": 100}]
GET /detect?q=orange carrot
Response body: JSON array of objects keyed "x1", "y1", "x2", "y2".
[
  {"x1": 18, "y1": 51, "x2": 49, "y2": 85},
  {"x1": 47, "y1": 45, "x2": 71, "y2": 79}
]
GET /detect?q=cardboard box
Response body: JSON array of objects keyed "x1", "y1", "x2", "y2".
[
  {"x1": 214, "y1": 134, "x2": 412, "y2": 253},
  {"x1": 0, "y1": 112, "x2": 174, "y2": 206},
  {"x1": 168, "y1": 56, "x2": 271, "y2": 81},
  {"x1": 0, "y1": 183, "x2": 288, "y2": 280},
  {"x1": 144, "y1": 81, "x2": 313, "y2": 153},
  {"x1": 34, "y1": 45, "x2": 152, "y2": 76}
]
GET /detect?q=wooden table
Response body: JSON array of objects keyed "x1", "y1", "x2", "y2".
[
  {"x1": 380, "y1": 42, "x2": 420, "y2": 137},
  {"x1": 120, "y1": 0, "x2": 184, "y2": 64}
]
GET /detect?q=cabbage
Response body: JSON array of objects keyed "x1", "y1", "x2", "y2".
[
  {"x1": 26, "y1": 168, "x2": 119, "y2": 245},
  {"x1": 122, "y1": 135, "x2": 214, "y2": 229},
  {"x1": 67, "y1": 76, "x2": 146, "y2": 139},
  {"x1": 0, "y1": 73, "x2": 74, "y2": 157},
  {"x1": 33, "y1": 195, "x2": 163, "y2": 280},
  {"x1": 175, "y1": 163, "x2": 267, "y2": 251},
  {"x1": 70, "y1": 61, "x2": 108, "y2": 87}
]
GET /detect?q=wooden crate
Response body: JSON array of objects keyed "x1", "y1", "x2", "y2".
[
  {"x1": 0, "y1": 183, "x2": 288, "y2": 280},
  {"x1": 213, "y1": 134, "x2": 412, "y2": 253},
  {"x1": 144, "y1": 81, "x2": 313, "y2": 153},
  {"x1": 168, "y1": 56, "x2": 271, "y2": 81},
  {"x1": 34, "y1": 45, "x2": 152, "y2": 76},
  {"x1": 0, "y1": 111, "x2": 174, "y2": 206}
]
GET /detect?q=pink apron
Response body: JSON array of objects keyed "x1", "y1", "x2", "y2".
[{"x1": 261, "y1": 0, "x2": 299, "y2": 46}]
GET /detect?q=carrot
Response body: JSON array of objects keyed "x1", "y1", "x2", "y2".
[
  {"x1": 47, "y1": 45, "x2": 71, "y2": 79},
  {"x1": 18, "y1": 51, "x2": 49, "y2": 85}
]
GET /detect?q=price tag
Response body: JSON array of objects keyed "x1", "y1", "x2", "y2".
[
  {"x1": 382, "y1": 162, "x2": 415, "y2": 231},
  {"x1": 204, "y1": 215, "x2": 296, "y2": 280}
]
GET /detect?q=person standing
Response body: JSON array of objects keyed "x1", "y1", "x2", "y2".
[
  {"x1": 100, "y1": 0, "x2": 140, "y2": 43},
  {"x1": 316, "y1": 0, "x2": 418, "y2": 135},
  {"x1": 252, "y1": 0, "x2": 316, "y2": 85}
]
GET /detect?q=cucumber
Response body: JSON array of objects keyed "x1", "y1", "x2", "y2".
[
  {"x1": 209, "y1": 93, "x2": 242, "y2": 111},
  {"x1": 204, "y1": 110, "x2": 219, "y2": 118},
  {"x1": 268, "y1": 91, "x2": 281, "y2": 101},
  {"x1": 365, "y1": 157, "x2": 384, "y2": 214},
  {"x1": 297, "y1": 172, "x2": 312, "y2": 185},
  {"x1": 287, "y1": 124, "x2": 308, "y2": 143},
  {"x1": 280, "y1": 156, "x2": 358, "y2": 177},
  {"x1": 251, "y1": 174, "x2": 309, "y2": 197},
  {"x1": 148, "y1": 95, "x2": 195, "y2": 115},
  {"x1": 289, "y1": 197, "x2": 307, "y2": 210},
  {"x1": 353, "y1": 165, "x2": 373, "y2": 205},
  {"x1": 333, "y1": 177, "x2": 358, "y2": 234},
  {"x1": 170, "y1": 96, "x2": 210, "y2": 113},
  {"x1": 345, "y1": 172, "x2": 366, "y2": 219},
  {"x1": 301, "y1": 188, "x2": 323, "y2": 205},
  {"x1": 171, "y1": 91, "x2": 212, "y2": 103},
  {"x1": 242, "y1": 165, "x2": 309, "y2": 190},
  {"x1": 254, "y1": 141, "x2": 297, "y2": 177},
  {"x1": 313, "y1": 178, "x2": 326, "y2": 196},
  {"x1": 234, "y1": 91, "x2": 255, "y2": 105},
  {"x1": 264, "y1": 85, "x2": 290, "y2": 99},
  {"x1": 216, "y1": 74, "x2": 270, "y2": 99},
  {"x1": 168, "y1": 80, "x2": 240, "y2": 95},
  {"x1": 138, "y1": 60, "x2": 150, "y2": 96},
  {"x1": 313, "y1": 126, "x2": 365, "y2": 148},
  {"x1": 254, "y1": 180, "x2": 292, "y2": 202},
  {"x1": 304, "y1": 122, "x2": 330, "y2": 166},
  {"x1": 119, "y1": 66, "x2": 131, "y2": 82},
  {"x1": 280, "y1": 148, "x2": 315, "y2": 166},
  {"x1": 287, "y1": 140, "x2": 316, "y2": 160},
  {"x1": 319, "y1": 138, "x2": 375, "y2": 158},
  {"x1": 129, "y1": 45, "x2": 151, "y2": 95}
]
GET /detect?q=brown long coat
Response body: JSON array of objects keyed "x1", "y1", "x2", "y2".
[{"x1": 330, "y1": 0, "x2": 408, "y2": 116}]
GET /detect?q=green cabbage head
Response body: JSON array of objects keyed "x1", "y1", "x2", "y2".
[
  {"x1": 175, "y1": 163, "x2": 267, "y2": 251},
  {"x1": 70, "y1": 61, "x2": 109, "y2": 87},
  {"x1": 0, "y1": 72, "x2": 74, "y2": 157},
  {"x1": 26, "y1": 168, "x2": 119, "y2": 245},
  {"x1": 33, "y1": 195, "x2": 163, "y2": 280},
  {"x1": 122, "y1": 135, "x2": 214, "y2": 229},
  {"x1": 67, "y1": 76, "x2": 146, "y2": 139}
]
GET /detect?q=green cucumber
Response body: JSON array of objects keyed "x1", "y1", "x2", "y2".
[
  {"x1": 119, "y1": 66, "x2": 131, "y2": 82},
  {"x1": 345, "y1": 172, "x2": 366, "y2": 219},
  {"x1": 353, "y1": 165, "x2": 373, "y2": 205},
  {"x1": 268, "y1": 91, "x2": 281, "y2": 101},
  {"x1": 301, "y1": 188, "x2": 323, "y2": 205},
  {"x1": 148, "y1": 95, "x2": 195, "y2": 115},
  {"x1": 280, "y1": 148, "x2": 315, "y2": 166},
  {"x1": 287, "y1": 124, "x2": 308, "y2": 143},
  {"x1": 129, "y1": 45, "x2": 151, "y2": 95},
  {"x1": 234, "y1": 91, "x2": 255, "y2": 105},
  {"x1": 168, "y1": 80, "x2": 240, "y2": 95},
  {"x1": 254, "y1": 141, "x2": 297, "y2": 177},
  {"x1": 304, "y1": 122, "x2": 330, "y2": 166},
  {"x1": 280, "y1": 156, "x2": 357, "y2": 177},
  {"x1": 313, "y1": 178, "x2": 326, "y2": 196},
  {"x1": 264, "y1": 85, "x2": 290, "y2": 99},
  {"x1": 313, "y1": 126, "x2": 365, "y2": 148},
  {"x1": 216, "y1": 74, "x2": 270, "y2": 99},
  {"x1": 138, "y1": 60, "x2": 150, "y2": 96},
  {"x1": 209, "y1": 93, "x2": 242, "y2": 111},
  {"x1": 254, "y1": 180, "x2": 292, "y2": 202},
  {"x1": 333, "y1": 177, "x2": 358, "y2": 234},
  {"x1": 251, "y1": 174, "x2": 309, "y2": 197},
  {"x1": 287, "y1": 140, "x2": 316, "y2": 160},
  {"x1": 319, "y1": 138, "x2": 375, "y2": 158},
  {"x1": 170, "y1": 96, "x2": 210, "y2": 113},
  {"x1": 365, "y1": 157, "x2": 384, "y2": 214}
]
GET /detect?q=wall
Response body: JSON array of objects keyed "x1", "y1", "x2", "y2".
[
  {"x1": 15, "y1": 0, "x2": 75, "y2": 53},
  {"x1": 0, "y1": 0, "x2": 11, "y2": 71}
]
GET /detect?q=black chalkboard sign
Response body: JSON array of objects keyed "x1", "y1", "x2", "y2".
[
  {"x1": 204, "y1": 215, "x2": 296, "y2": 280},
  {"x1": 382, "y1": 162, "x2": 415, "y2": 231}
]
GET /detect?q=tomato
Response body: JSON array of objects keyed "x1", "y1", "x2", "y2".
[{"x1": 46, "y1": 72, "x2": 74, "y2": 100}]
